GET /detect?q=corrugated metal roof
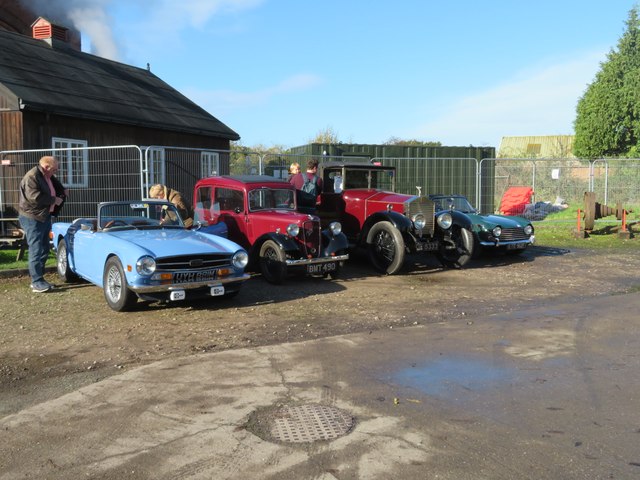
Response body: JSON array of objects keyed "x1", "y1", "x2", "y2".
[
  {"x1": 498, "y1": 135, "x2": 575, "y2": 158},
  {"x1": 0, "y1": 29, "x2": 239, "y2": 140}
]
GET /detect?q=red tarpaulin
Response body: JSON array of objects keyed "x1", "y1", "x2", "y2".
[{"x1": 499, "y1": 186, "x2": 533, "y2": 215}]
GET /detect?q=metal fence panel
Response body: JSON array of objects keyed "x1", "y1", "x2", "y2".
[
  {"x1": 479, "y1": 158, "x2": 593, "y2": 215},
  {"x1": 142, "y1": 146, "x2": 262, "y2": 201},
  {"x1": 1, "y1": 146, "x2": 142, "y2": 231},
  {"x1": 593, "y1": 159, "x2": 640, "y2": 205},
  {"x1": 262, "y1": 153, "x2": 371, "y2": 179},
  {"x1": 2, "y1": 147, "x2": 640, "y2": 240},
  {"x1": 372, "y1": 157, "x2": 481, "y2": 203}
]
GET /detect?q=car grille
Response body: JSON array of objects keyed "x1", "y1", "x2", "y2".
[
  {"x1": 155, "y1": 254, "x2": 233, "y2": 271},
  {"x1": 405, "y1": 197, "x2": 435, "y2": 234},
  {"x1": 300, "y1": 220, "x2": 321, "y2": 257},
  {"x1": 500, "y1": 227, "x2": 530, "y2": 242}
]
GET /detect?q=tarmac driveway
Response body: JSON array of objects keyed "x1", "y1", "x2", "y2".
[{"x1": 1, "y1": 289, "x2": 639, "y2": 479}]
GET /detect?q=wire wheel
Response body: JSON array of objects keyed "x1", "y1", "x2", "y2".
[
  {"x1": 367, "y1": 221, "x2": 405, "y2": 275},
  {"x1": 103, "y1": 257, "x2": 137, "y2": 311}
]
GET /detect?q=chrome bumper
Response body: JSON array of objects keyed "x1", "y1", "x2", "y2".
[
  {"x1": 130, "y1": 273, "x2": 250, "y2": 293},
  {"x1": 479, "y1": 235, "x2": 535, "y2": 247},
  {"x1": 285, "y1": 254, "x2": 349, "y2": 267}
]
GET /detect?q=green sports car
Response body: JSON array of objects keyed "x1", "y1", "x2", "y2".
[{"x1": 429, "y1": 194, "x2": 535, "y2": 256}]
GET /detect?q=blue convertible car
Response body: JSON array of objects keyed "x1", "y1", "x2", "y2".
[{"x1": 52, "y1": 200, "x2": 250, "y2": 311}]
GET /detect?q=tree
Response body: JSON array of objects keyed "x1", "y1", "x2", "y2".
[
  {"x1": 574, "y1": 6, "x2": 640, "y2": 158},
  {"x1": 309, "y1": 126, "x2": 340, "y2": 144},
  {"x1": 383, "y1": 136, "x2": 441, "y2": 147}
]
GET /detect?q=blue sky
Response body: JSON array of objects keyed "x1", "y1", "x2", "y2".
[{"x1": 36, "y1": 0, "x2": 640, "y2": 149}]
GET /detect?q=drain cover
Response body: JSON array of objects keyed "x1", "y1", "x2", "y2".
[{"x1": 268, "y1": 404, "x2": 354, "y2": 443}]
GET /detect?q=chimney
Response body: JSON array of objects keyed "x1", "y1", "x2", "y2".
[{"x1": 31, "y1": 16, "x2": 81, "y2": 51}]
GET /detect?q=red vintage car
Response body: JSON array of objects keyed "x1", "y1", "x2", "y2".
[
  {"x1": 315, "y1": 161, "x2": 474, "y2": 274},
  {"x1": 193, "y1": 175, "x2": 349, "y2": 284}
]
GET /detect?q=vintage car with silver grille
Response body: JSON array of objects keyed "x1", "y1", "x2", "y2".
[
  {"x1": 429, "y1": 194, "x2": 534, "y2": 256},
  {"x1": 193, "y1": 175, "x2": 349, "y2": 284},
  {"x1": 316, "y1": 161, "x2": 474, "y2": 274},
  {"x1": 52, "y1": 200, "x2": 250, "y2": 311}
]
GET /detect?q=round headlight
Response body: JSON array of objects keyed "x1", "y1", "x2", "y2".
[
  {"x1": 287, "y1": 223, "x2": 300, "y2": 237},
  {"x1": 232, "y1": 250, "x2": 249, "y2": 269},
  {"x1": 437, "y1": 212, "x2": 452, "y2": 230},
  {"x1": 412, "y1": 213, "x2": 426, "y2": 230},
  {"x1": 136, "y1": 256, "x2": 156, "y2": 275},
  {"x1": 329, "y1": 222, "x2": 342, "y2": 236},
  {"x1": 492, "y1": 226, "x2": 502, "y2": 237},
  {"x1": 524, "y1": 224, "x2": 534, "y2": 235}
]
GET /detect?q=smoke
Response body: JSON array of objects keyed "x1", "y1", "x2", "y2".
[{"x1": 19, "y1": 0, "x2": 120, "y2": 60}]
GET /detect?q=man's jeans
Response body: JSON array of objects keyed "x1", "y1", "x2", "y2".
[{"x1": 18, "y1": 215, "x2": 52, "y2": 284}]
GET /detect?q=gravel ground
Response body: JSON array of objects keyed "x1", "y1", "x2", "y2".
[{"x1": 1, "y1": 246, "x2": 639, "y2": 418}]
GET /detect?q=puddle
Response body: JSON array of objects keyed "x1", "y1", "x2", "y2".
[{"x1": 393, "y1": 356, "x2": 518, "y2": 398}]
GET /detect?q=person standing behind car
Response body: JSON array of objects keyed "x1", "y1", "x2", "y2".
[
  {"x1": 18, "y1": 155, "x2": 68, "y2": 293},
  {"x1": 148, "y1": 184, "x2": 194, "y2": 228},
  {"x1": 290, "y1": 159, "x2": 323, "y2": 213},
  {"x1": 287, "y1": 162, "x2": 300, "y2": 182}
]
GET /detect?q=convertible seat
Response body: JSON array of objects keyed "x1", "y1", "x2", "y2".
[{"x1": 499, "y1": 186, "x2": 533, "y2": 215}]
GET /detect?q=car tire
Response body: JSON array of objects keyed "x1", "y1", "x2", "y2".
[
  {"x1": 367, "y1": 221, "x2": 405, "y2": 275},
  {"x1": 259, "y1": 240, "x2": 287, "y2": 284},
  {"x1": 56, "y1": 239, "x2": 79, "y2": 283},
  {"x1": 438, "y1": 226, "x2": 474, "y2": 268},
  {"x1": 103, "y1": 257, "x2": 138, "y2": 311}
]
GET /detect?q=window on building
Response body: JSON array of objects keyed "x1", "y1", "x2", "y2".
[
  {"x1": 52, "y1": 137, "x2": 88, "y2": 187},
  {"x1": 526, "y1": 144, "x2": 542, "y2": 155},
  {"x1": 147, "y1": 147, "x2": 166, "y2": 187},
  {"x1": 201, "y1": 151, "x2": 219, "y2": 178}
]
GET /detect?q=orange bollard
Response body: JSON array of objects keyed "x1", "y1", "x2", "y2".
[
  {"x1": 622, "y1": 209, "x2": 627, "y2": 232},
  {"x1": 577, "y1": 208, "x2": 581, "y2": 232}
]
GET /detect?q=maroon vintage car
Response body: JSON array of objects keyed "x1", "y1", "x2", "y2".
[
  {"x1": 192, "y1": 175, "x2": 349, "y2": 284},
  {"x1": 315, "y1": 161, "x2": 474, "y2": 274}
]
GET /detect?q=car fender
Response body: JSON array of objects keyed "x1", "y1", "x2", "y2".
[
  {"x1": 360, "y1": 210, "x2": 412, "y2": 245},
  {"x1": 446, "y1": 210, "x2": 473, "y2": 231},
  {"x1": 251, "y1": 232, "x2": 299, "y2": 259},
  {"x1": 76, "y1": 234, "x2": 154, "y2": 287},
  {"x1": 321, "y1": 230, "x2": 349, "y2": 255}
]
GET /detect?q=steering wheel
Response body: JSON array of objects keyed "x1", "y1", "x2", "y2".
[{"x1": 103, "y1": 219, "x2": 127, "y2": 228}]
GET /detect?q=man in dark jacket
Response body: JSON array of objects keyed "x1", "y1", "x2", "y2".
[{"x1": 18, "y1": 156, "x2": 67, "y2": 293}]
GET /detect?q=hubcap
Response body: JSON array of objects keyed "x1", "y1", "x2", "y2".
[
  {"x1": 106, "y1": 266, "x2": 122, "y2": 302},
  {"x1": 374, "y1": 231, "x2": 395, "y2": 264}
]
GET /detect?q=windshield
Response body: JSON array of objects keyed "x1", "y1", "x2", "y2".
[
  {"x1": 431, "y1": 196, "x2": 477, "y2": 213},
  {"x1": 337, "y1": 167, "x2": 395, "y2": 191},
  {"x1": 248, "y1": 187, "x2": 296, "y2": 211},
  {"x1": 98, "y1": 201, "x2": 185, "y2": 230}
]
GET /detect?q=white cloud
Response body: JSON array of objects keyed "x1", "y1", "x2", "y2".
[
  {"x1": 412, "y1": 50, "x2": 607, "y2": 147},
  {"x1": 140, "y1": 0, "x2": 264, "y2": 33},
  {"x1": 184, "y1": 73, "x2": 324, "y2": 113}
]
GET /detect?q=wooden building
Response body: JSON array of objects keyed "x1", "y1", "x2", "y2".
[
  {"x1": 0, "y1": 17, "x2": 239, "y2": 225},
  {"x1": 497, "y1": 135, "x2": 575, "y2": 158}
]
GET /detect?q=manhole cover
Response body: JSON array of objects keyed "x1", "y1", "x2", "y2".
[{"x1": 246, "y1": 403, "x2": 355, "y2": 444}]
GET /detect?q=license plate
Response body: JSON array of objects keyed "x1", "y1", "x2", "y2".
[
  {"x1": 174, "y1": 269, "x2": 217, "y2": 283},
  {"x1": 507, "y1": 242, "x2": 528, "y2": 250},
  {"x1": 210, "y1": 285, "x2": 225, "y2": 296},
  {"x1": 306, "y1": 262, "x2": 337, "y2": 274},
  {"x1": 170, "y1": 290, "x2": 186, "y2": 301}
]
